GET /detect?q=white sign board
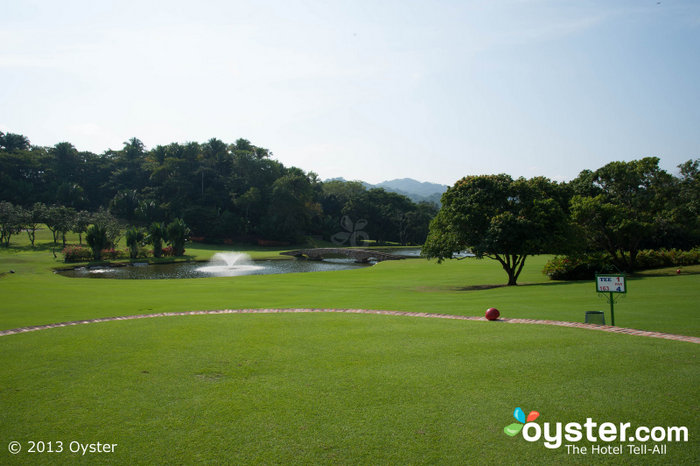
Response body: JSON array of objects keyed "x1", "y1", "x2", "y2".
[{"x1": 595, "y1": 274, "x2": 626, "y2": 293}]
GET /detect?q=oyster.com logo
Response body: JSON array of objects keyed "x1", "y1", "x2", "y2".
[
  {"x1": 502, "y1": 406, "x2": 688, "y2": 453},
  {"x1": 331, "y1": 216, "x2": 369, "y2": 247},
  {"x1": 504, "y1": 407, "x2": 540, "y2": 437}
]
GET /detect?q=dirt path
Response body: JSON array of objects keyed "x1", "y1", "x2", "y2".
[{"x1": 1, "y1": 308, "x2": 698, "y2": 344}]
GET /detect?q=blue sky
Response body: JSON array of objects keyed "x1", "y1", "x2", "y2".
[{"x1": 1, "y1": 0, "x2": 698, "y2": 185}]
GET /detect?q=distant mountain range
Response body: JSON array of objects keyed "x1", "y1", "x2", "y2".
[{"x1": 327, "y1": 177, "x2": 449, "y2": 205}]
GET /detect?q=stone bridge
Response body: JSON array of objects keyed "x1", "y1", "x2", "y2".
[{"x1": 280, "y1": 248, "x2": 407, "y2": 263}]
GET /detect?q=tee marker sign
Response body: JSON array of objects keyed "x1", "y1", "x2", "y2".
[
  {"x1": 594, "y1": 274, "x2": 627, "y2": 326},
  {"x1": 595, "y1": 274, "x2": 626, "y2": 294}
]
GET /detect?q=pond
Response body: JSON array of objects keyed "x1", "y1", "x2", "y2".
[{"x1": 57, "y1": 249, "x2": 423, "y2": 280}]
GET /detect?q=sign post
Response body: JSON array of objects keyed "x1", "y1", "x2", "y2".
[{"x1": 595, "y1": 274, "x2": 627, "y2": 326}]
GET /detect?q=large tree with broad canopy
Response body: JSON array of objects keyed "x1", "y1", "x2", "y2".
[{"x1": 423, "y1": 174, "x2": 570, "y2": 285}]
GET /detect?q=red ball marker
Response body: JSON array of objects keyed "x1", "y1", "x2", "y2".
[{"x1": 485, "y1": 307, "x2": 500, "y2": 321}]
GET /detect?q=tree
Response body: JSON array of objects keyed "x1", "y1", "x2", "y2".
[
  {"x1": 233, "y1": 187, "x2": 262, "y2": 234},
  {"x1": 1, "y1": 132, "x2": 439, "y2": 245},
  {"x1": 56, "y1": 182, "x2": 86, "y2": 208},
  {"x1": 264, "y1": 169, "x2": 319, "y2": 242},
  {"x1": 676, "y1": 159, "x2": 700, "y2": 247},
  {"x1": 43, "y1": 205, "x2": 62, "y2": 246},
  {"x1": 50, "y1": 142, "x2": 81, "y2": 187},
  {"x1": 125, "y1": 227, "x2": 144, "y2": 259},
  {"x1": 0, "y1": 147, "x2": 45, "y2": 206},
  {"x1": 342, "y1": 188, "x2": 415, "y2": 245},
  {"x1": 403, "y1": 201, "x2": 440, "y2": 245},
  {"x1": 135, "y1": 199, "x2": 164, "y2": 225},
  {"x1": 0, "y1": 132, "x2": 31, "y2": 152},
  {"x1": 678, "y1": 159, "x2": 700, "y2": 213},
  {"x1": 22, "y1": 203, "x2": 47, "y2": 247},
  {"x1": 321, "y1": 180, "x2": 366, "y2": 203},
  {"x1": 73, "y1": 210, "x2": 92, "y2": 245},
  {"x1": 43, "y1": 205, "x2": 76, "y2": 247},
  {"x1": 91, "y1": 209, "x2": 123, "y2": 248},
  {"x1": 166, "y1": 218, "x2": 189, "y2": 256},
  {"x1": 108, "y1": 138, "x2": 148, "y2": 192},
  {"x1": 148, "y1": 222, "x2": 166, "y2": 258},
  {"x1": 0, "y1": 201, "x2": 22, "y2": 247},
  {"x1": 423, "y1": 175, "x2": 570, "y2": 286},
  {"x1": 109, "y1": 189, "x2": 140, "y2": 222},
  {"x1": 86, "y1": 224, "x2": 109, "y2": 261},
  {"x1": 569, "y1": 157, "x2": 679, "y2": 271}
]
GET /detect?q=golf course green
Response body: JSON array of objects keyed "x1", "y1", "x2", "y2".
[{"x1": 1, "y1": 230, "x2": 698, "y2": 464}]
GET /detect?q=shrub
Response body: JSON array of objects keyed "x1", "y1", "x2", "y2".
[
  {"x1": 101, "y1": 248, "x2": 127, "y2": 260},
  {"x1": 137, "y1": 246, "x2": 150, "y2": 259},
  {"x1": 636, "y1": 248, "x2": 700, "y2": 268},
  {"x1": 62, "y1": 246, "x2": 93, "y2": 263},
  {"x1": 544, "y1": 248, "x2": 700, "y2": 280},
  {"x1": 543, "y1": 253, "x2": 616, "y2": 280},
  {"x1": 160, "y1": 246, "x2": 185, "y2": 257}
]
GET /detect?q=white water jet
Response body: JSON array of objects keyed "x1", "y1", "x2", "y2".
[{"x1": 196, "y1": 252, "x2": 265, "y2": 276}]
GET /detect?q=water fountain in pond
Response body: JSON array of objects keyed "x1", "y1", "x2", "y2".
[{"x1": 196, "y1": 252, "x2": 265, "y2": 276}]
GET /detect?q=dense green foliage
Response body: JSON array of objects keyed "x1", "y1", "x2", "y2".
[
  {"x1": 426, "y1": 158, "x2": 699, "y2": 284},
  {"x1": 569, "y1": 157, "x2": 699, "y2": 271},
  {"x1": 85, "y1": 224, "x2": 109, "y2": 261},
  {"x1": 0, "y1": 200, "x2": 21, "y2": 247},
  {"x1": 543, "y1": 248, "x2": 700, "y2": 280},
  {"x1": 147, "y1": 222, "x2": 166, "y2": 258},
  {"x1": 424, "y1": 175, "x2": 571, "y2": 285},
  {"x1": 166, "y1": 218, "x2": 190, "y2": 256},
  {"x1": 125, "y1": 227, "x2": 144, "y2": 259},
  {"x1": 0, "y1": 132, "x2": 436, "y2": 244}
]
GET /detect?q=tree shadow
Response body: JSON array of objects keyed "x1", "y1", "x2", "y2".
[
  {"x1": 517, "y1": 280, "x2": 586, "y2": 287},
  {"x1": 452, "y1": 280, "x2": 590, "y2": 292},
  {"x1": 453, "y1": 284, "x2": 508, "y2": 291}
]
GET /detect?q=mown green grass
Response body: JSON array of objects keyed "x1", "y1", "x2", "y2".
[
  {"x1": 0, "y1": 229, "x2": 698, "y2": 336},
  {"x1": 1, "y1": 314, "x2": 698, "y2": 465},
  {"x1": 1, "y1": 230, "x2": 699, "y2": 464}
]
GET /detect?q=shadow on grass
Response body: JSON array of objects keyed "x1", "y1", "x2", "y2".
[
  {"x1": 2, "y1": 242, "x2": 66, "y2": 253},
  {"x1": 418, "y1": 280, "x2": 582, "y2": 293}
]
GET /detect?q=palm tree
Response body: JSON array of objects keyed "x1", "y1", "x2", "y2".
[
  {"x1": 166, "y1": 218, "x2": 190, "y2": 256},
  {"x1": 148, "y1": 222, "x2": 166, "y2": 258},
  {"x1": 85, "y1": 224, "x2": 109, "y2": 261},
  {"x1": 125, "y1": 227, "x2": 144, "y2": 259}
]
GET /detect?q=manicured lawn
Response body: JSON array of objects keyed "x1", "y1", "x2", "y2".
[
  {"x1": 0, "y1": 231, "x2": 698, "y2": 464},
  {"x1": 1, "y1": 313, "x2": 698, "y2": 465},
  {"x1": 0, "y1": 231, "x2": 698, "y2": 336}
]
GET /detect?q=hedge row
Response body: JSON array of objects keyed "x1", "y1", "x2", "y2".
[{"x1": 543, "y1": 248, "x2": 700, "y2": 280}]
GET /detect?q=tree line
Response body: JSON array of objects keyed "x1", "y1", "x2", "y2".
[
  {"x1": 424, "y1": 157, "x2": 700, "y2": 285},
  {"x1": 0, "y1": 132, "x2": 438, "y2": 247}
]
